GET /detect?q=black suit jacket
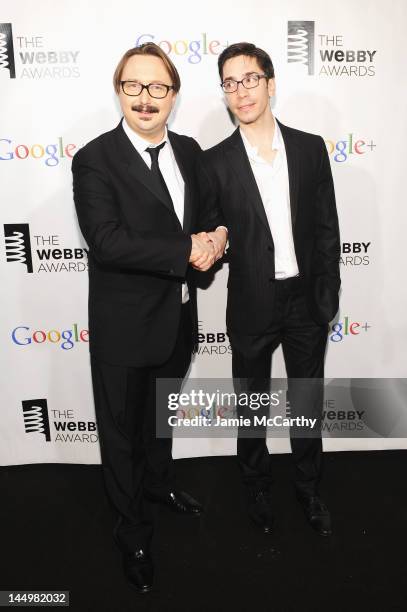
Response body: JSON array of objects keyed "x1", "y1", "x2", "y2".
[
  {"x1": 72, "y1": 120, "x2": 220, "y2": 367},
  {"x1": 199, "y1": 120, "x2": 341, "y2": 334}
]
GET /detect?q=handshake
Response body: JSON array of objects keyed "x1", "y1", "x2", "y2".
[{"x1": 189, "y1": 227, "x2": 228, "y2": 272}]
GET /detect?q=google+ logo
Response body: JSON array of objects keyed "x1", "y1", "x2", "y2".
[
  {"x1": 324, "y1": 133, "x2": 376, "y2": 163},
  {"x1": 0, "y1": 137, "x2": 77, "y2": 167},
  {"x1": 11, "y1": 324, "x2": 88, "y2": 350},
  {"x1": 329, "y1": 316, "x2": 371, "y2": 342},
  {"x1": 135, "y1": 33, "x2": 228, "y2": 64}
]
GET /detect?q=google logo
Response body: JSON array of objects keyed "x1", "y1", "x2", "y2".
[
  {"x1": 135, "y1": 33, "x2": 228, "y2": 65},
  {"x1": 324, "y1": 133, "x2": 375, "y2": 163},
  {"x1": 328, "y1": 316, "x2": 371, "y2": 342},
  {"x1": 0, "y1": 137, "x2": 78, "y2": 167},
  {"x1": 11, "y1": 324, "x2": 88, "y2": 350}
]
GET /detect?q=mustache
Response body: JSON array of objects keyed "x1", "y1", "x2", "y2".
[{"x1": 131, "y1": 104, "x2": 159, "y2": 113}]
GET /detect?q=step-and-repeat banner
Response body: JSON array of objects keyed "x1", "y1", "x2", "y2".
[{"x1": 1, "y1": 0, "x2": 406, "y2": 465}]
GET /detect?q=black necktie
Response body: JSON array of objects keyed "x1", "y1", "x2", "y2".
[{"x1": 146, "y1": 142, "x2": 175, "y2": 212}]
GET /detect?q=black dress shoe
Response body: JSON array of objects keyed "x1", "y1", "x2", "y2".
[
  {"x1": 248, "y1": 490, "x2": 274, "y2": 534},
  {"x1": 122, "y1": 549, "x2": 154, "y2": 594},
  {"x1": 113, "y1": 517, "x2": 154, "y2": 592},
  {"x1": 297, "y1": 494, "x2": 332, "y2": 536},
  {"x1": 145, "y1": 489, "x2": 203, "y2": 515}
]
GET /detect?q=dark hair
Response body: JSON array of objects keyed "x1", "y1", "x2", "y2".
[
  {"x1": 218, "y1": 42, "x2": 275, "y2": 82},
  {"x1": 113, "y1": 43, "x2": 181, "y2": 94}
]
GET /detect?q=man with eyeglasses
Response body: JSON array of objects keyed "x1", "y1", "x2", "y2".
[
  {"x1": 72, "y1": 43, "x2": 227, "y2": 593},
  {"x1": 199, "y1": 42, "x2": 340, "y2": 537}
]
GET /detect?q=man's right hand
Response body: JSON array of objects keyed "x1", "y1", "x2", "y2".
[{"x1": 189, "y1": 234, "x2": 215, "y2": 272}]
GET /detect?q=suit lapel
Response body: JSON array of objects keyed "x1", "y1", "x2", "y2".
[
  {"x1": 114, "y1": 121, "x2": 178, "y2": 217},
  {"x1": 226, "y1": 122, "x2": 301, "y2": 233},
  {"x1": 226, "y1": 129, "x2": 272, "y2": 239},
  {"x1": 277, "y1": 119, "x2": 300, "y2": 229},
  {"x1": 168, "y1": 131, "x2": 192, "y2": 233}
]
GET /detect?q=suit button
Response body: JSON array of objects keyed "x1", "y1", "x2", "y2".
[
  {"x1": 169, "y1": 268, "x2": 175, "y2": 274},
  {"x1": 176, "y1": 287, "x2": 181, "y2": 293},
  {"x1": 267, "y1": 246, "x2": 272, "y2": 252}
]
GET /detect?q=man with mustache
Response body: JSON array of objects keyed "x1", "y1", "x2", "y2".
[
  {"x1": 199, "y1": 42, "x2": 340, "y2": 537},
  {"x1": 72, "y1": 43, "x2": 227, "y2": 593}
]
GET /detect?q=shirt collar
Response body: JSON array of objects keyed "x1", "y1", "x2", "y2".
[
  {"x1": 122, "y1": 118, "x2": 168, "y2": 155},
  {"x1": 240, "y1": 116, "x2": 283, "y2": 161}
]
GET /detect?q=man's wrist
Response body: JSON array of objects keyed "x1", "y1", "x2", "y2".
[{"x1": 214, "y1": 226, "x2": 229, "y2": 252}]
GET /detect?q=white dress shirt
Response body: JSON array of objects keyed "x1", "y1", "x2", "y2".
[
  {"x1": 122, "y1": 119, "x2": 189, "y2": 302},
  {"x1": 240, "y1": 119, "x2": 299, "y2": 279}
]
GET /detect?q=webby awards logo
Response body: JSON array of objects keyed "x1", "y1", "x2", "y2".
[
  {"x1": 3, "y1": 224, "x2": 88, "y2": 273},
  {"x1": 194, "y1": 320, "x2": 232, "y2": 356},
  {"x1": 0, "y1": 23, "x2": 16, "y2": 78},
  {"x1": 22, "y1": 399, "x2": 51, "y2": 442},
  {"x1": 340, "y1": 242, "x2": 372, "y2": 267},
  {"x1": 287, "y1": 20, "x2": 377, "y2": 77},
  {"x1": 21, "y1": 399, "x2": 98, "y2": 444},
  {"x1": 0, "y1": 22, "x2": 80, "y2": 79}
]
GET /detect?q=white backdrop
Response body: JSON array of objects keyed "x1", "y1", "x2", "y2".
[{"x1": 1, "y1": 0, "x2": 406, "y2": 465}]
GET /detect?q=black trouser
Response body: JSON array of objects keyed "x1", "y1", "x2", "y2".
[
  {"x1": 230, "y1": 277, "x2": 328, "y2": 497},
  {"x1": 90, "y1": 303, "x2": 193, "y2": 550}
]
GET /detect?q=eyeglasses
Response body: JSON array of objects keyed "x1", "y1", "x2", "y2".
[
  {"x1": 120, "y1": 81, "x2": 174, "y2": 99},
  {"x1": 221, "y1": 73, "x2": 268, "y2": 93}
]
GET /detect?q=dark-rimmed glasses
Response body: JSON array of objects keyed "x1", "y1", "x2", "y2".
[
  {"x1": 221, "y1": 73, "x2": 268, "y2": 93},
  {"x1": 120, "y1": 81, "x2": 174, "y2": 98}
]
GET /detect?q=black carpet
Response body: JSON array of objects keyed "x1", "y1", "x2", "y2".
[{"x1": 1, "y1": 451, "x2": 407, "y2": 611}]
